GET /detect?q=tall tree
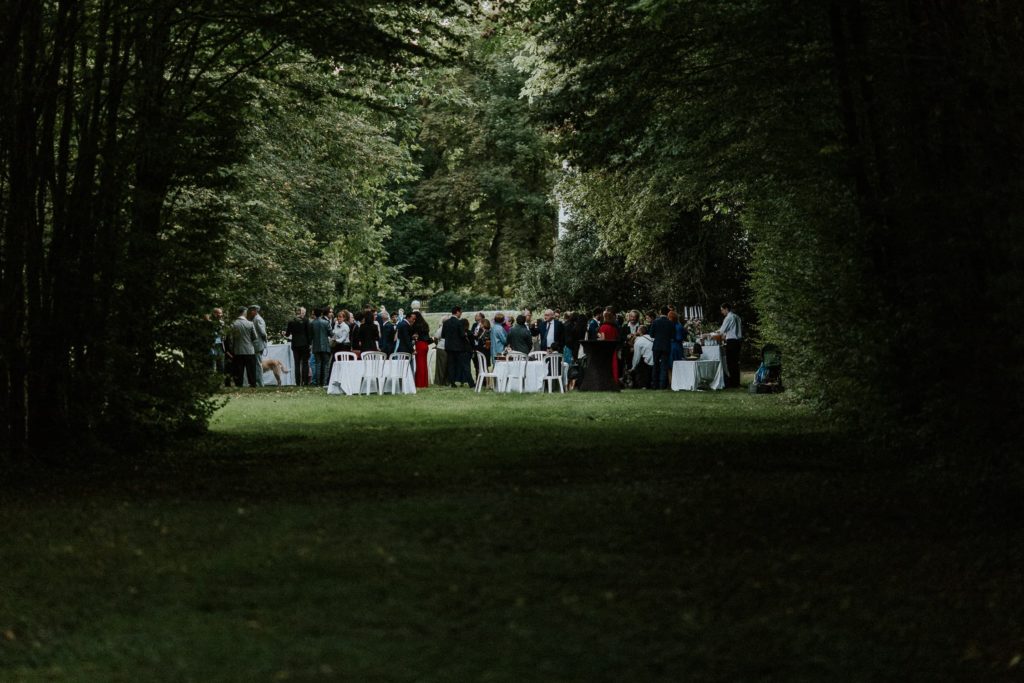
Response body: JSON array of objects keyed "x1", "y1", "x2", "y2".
[
  {"x1": 207, "y1": 62, "x2": 420, "y2": 337},
  {"x1": 385, "y1": 14, "x2": 560, "y2": 297},
  {"x1": 0, "y1": 0, "x2": 464, "y2": 458},
  {"x1": 521, "y1": 0, "x2": 1024, "y2": 453}
]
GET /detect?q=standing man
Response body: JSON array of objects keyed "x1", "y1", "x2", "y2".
[
  {"x1": 631, "y1": 325, "x2": 655, "y2": 389},
  {"x1": 382, "y1": 312, "x2": 398, "y2": 355},
  {"x1": 537, "y1": 308, "x2": 565, "y2": 353},
  {"x1": 310, "y1": 308, "x2": 333, "y2": 387},
  {"x1": 228, "y1": 307, "x2": 260, "y2": 387},
  {"x1": 587, "y1": 307, "x2": 603, "y2": 340},
  {"x1": 247, "y1": 305, "x2": 268, "y2": 386},
  {"x1": 395, "y1": 311, "x2": 414, "y2": 354},
  {"x1": 718, "y1": 303, "x2": 743, "y2": 388},
  {"x1": 441, "y1": 306, "x2": 469, "y2": 387},
  {"x1": 209, "y1": 307, "x2": 231, "y2": 387},
  {"x1": 506, "y1": 314, "x2": 533, "y2": 355},
  {"x1": 649, "y1": 306, "x2": 674, "y2": 390},
  {"x1": 286, "y1": 306, "x2": 311, "y2": 386}
]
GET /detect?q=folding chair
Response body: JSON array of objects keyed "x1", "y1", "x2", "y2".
[
  {"x1": 359, "y1": 351, "x2": 386, "y2": 395},
  {"x1": 503, "y1": 351, "x2": 527, "y2": 393},
  {"x1": 542, "y1": 353, "x2": 564, "y2": 393},
  {"x1": 386, "y1": 352, "x2": 413, "y2": 395},
  {"x1": 474, "y1": 351, "x2": 499, "y2": 393}
]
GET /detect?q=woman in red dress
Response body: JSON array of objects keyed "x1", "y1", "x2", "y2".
[
  {"x1": 597, "y1": 310, "x2": 620, "y2": 382},
  {"x1": 410, "y1": 310, "x2": 430, "y2": 388}
]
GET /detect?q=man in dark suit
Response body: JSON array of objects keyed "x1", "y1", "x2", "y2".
[
  {"x1": 310, "y1": 308, "x2": 333, "y2": 387},
  {"x1": 537, "y1": 308, "x2": 565, "y2": 352},
  {"x1": 395, "y1": 313, "x2": 414, "y2": 354},
  {"x1": 587, "y1": 306, "x2": 603, "y2": 340},
  {"x1": 649, "y1": 305, "x2": 675, "y2": 390},
  {"x1": 441, "y1": 306, "x2": 469, "y2": 387},
  {"x1": 285, "y1": 306, "x2": 312, "y2": 385},
  {"x1": 381, "y1": 312, "x2": 397, "y2": 355}
]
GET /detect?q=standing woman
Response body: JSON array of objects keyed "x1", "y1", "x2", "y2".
[
  {"x1": 433, "y1": 314, "x2": 449, "y2": 386},
  {"x1": 410, "y1": 311, "x2": 430, "y2": 388},
  {"x1": 597, "y1": 310, "x2": 621, "y2": 383},
  {"x1": 359, "y1": 307, "x2": 380, "y2": 352},
  {"x1": 331, "y1": 310, "x2": 351, "y2": 354},
  {"x1": 669, "y1": 309, "x2": 685, "y2": 362},
  {"x1": 573, "y1": 314, "x2": 588, "y2": 354},
  {"x1": 470, "y1": 312, "x2": 485, "y2": 352},
  {"x1": 562, "y1": 312, "x2": 576, "y2": 366},
  {"x1": 479, "y1": 318, "x2": 492, "y2": 363},
  {"x1": 668, "y1": 309, "x2": 685, "y2": 385}
]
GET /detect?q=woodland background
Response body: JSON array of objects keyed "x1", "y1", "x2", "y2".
[{"x1": 1, "y1": 1, "x2": 1021, "y2": 467}]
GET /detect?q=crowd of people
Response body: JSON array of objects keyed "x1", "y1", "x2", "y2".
[
  {"x1": 209, "y1": 305, "x2": 268, "y2": 388},
  {"x1": 457, "y1": 303, "x2": 743, "y2": 390},
  {"x1": 210, "y1": 300, "x2": 744, "y2": 391}
]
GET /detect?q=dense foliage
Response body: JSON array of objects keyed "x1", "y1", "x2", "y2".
[
  {"x1": 0, "y1": 0, "x2": 463, "y2": 456},
  {"x1": 384, "y1": 16, "x2": 560, "y2": 299},
  {"x1": 518, "y1": 168, "x2": 750, "y2": 316},
  {"x1": 4, "y1": 0, "x2": 1021, "y2": 462},
  {"x1": 210, "y1": 64, "x2": 420, "y2": 338},
  {"x1": 520, "y1": 0, "x2": 1024, "y2": 454}
]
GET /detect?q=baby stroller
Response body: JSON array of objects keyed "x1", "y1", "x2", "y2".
[{"x1": 749, "y1": 343, "x2": 783, "y2": 394}]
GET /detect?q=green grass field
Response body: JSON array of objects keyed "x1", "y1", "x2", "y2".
[{"x1": 2, "y1": 387, "x2": 1022, "y2": 681}]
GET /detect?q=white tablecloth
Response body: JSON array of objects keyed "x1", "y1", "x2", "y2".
[
  {"x1": 699, "y1": 345, "x2": 722, "y2": 363},
  {"x1": 671, "y1": 357, "x2": 725, "y2": 391},
  {"x1": 699, "y1": 344, "x2": 729, "y2": 386},
  {"x1": 244, "y1": 343, "x2": 296, "y2": 386},
  {"x1": 427, "y1": 346, "x2": 437, "y2": 384},
  {"x1": 493, "y1": 360, "x2": 546, "y2": 393},
  {"x1": 327, "y1": 359, "x2": 416, "y2": 395}
]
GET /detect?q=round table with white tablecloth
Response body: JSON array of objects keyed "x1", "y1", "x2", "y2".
[
  {"x1": 326, "y1": 359, "x2": 416, "y2": 395},
  {"x1": 243, "y1": 343, "x2": 296, "y2": 386},
  {"x1": 671, "y1": 344, "x2": 726, "y2": 391},
  {"x1": 492, "y1": 359, "x2": 546, "y2": 393}
]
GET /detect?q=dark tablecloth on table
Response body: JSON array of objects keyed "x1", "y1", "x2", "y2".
[{"x1": 578, "y1": 340, "x2": 621, "y2": 392}]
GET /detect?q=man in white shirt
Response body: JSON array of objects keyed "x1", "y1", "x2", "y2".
[
  {"x1": 718, "y1": 303, "x2": 743, "y2": 388},
  {"x1": 631, "y1": 325, "x2": 654, "y2": 389}
]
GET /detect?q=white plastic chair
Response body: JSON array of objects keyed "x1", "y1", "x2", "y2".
[
  {"x1": 333, "y1": 351, "x2": 358, "y2": 362},
  {"x1": 386, "y1": 352, "x2": 413, "y2": 394},
  {"x1": 474, "y1": 351, "x2": 499, "y2": 393},
  {"x1": 528, "y1": 351, "x2": 548, "y2": 362},
  {"x1": 502, "y1": 351, "x2": 527, "y2": 393},
  {"x1": 542, "y1": 353, "x2": 564, "y2": 393},
  {"x1": 360, "y1": 351, "x2": 386, "y2": 395}
]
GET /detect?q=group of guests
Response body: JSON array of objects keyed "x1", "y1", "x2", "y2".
[
  {"x1": 210, "y1": 305, "x2": 269, "y2": 388},
  {"x1": 614, "y1": 303, "x2": 743, "y2": 389},
  {"x1": 436, "y1": 302, "x2": 742, "y2": 390},
  {"x1": 466, "y1": 303, "x2": 743, "y2": 390},
  {"x1": 284, "y1": 303, "x2": 433, "y2": 388},
  {"x1": 211, "y1": 299, "x2": 744, "y2": 391}
]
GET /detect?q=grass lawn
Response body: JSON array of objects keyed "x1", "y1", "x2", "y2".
[{"x1": 2, "y1": 386, "x2": 1022, "y2": 681}]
